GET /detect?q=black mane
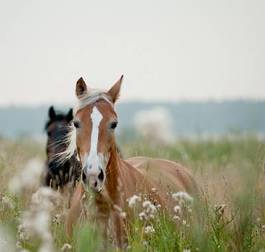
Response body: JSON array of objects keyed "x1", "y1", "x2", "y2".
[{"x1": 43, "y1": 106, "x2": 81, "y2": 189}]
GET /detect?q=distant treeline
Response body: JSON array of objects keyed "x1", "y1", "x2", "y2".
[{"x1": 1, "y1": 100, "x2": 265, "y2": 138}]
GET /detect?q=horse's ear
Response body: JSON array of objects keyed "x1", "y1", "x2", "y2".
[
  {"x1": 66, "y1": 108, "x2": 73, "y2": 122},
  {"x1": 107, "y1": 75, "x2": 123, "y2": 103},
  {"x1": 48, "y1": 106, "x2": 56, "y2": 119},
  {"x1": 76, "y1": 77, "x2": 87, "y2": 97}
]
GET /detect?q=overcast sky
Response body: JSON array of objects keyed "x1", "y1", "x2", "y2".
[{"x1": 0, "y1": 0, "x2": 265, "y2": 105}]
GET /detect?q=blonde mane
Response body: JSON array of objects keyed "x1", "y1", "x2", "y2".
[{"x1": 74, "y1": 89, "x2": 113, "y2": 113}]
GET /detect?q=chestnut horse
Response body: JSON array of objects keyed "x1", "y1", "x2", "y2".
[{"x1": 64, "y1": 76, "x2": 198, "y2": 247}]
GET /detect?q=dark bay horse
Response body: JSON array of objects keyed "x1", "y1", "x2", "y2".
[
  {"x1": 44, "y1": 106, "x2": 81, "y2": 190},
  {"x1": 63, "y1": 77, "x2": 198, "y2": 247}
]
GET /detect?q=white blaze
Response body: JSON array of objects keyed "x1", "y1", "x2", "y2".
[
  {"x1": 85, "y1": 106, "x2": 103, "y2": 174},
  {"x1": 90, "y1": 106, "x2": 103, "y2": 155}
]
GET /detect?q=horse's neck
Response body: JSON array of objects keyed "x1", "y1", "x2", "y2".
[
  {"x1": 105, "y1": 147, "x2": 141, "y2": 204},
  {"x1": 103, "y1": 148, "x2": 166, "y2": 212},
  {"x1": 105, "y1": 146, "x2": 121, "y2": 202}
]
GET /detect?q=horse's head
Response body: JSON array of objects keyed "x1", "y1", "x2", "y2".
[
  {"x1": 45, "y1": 106, "x2": 73, "y2": 160},
  {"x1": 71, "y1": 76, "x2": 123, "y2": 192}
]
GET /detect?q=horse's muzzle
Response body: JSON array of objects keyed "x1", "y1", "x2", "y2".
[{"x1": 83, "y1": 166, "x2": 105, "y2": 193}]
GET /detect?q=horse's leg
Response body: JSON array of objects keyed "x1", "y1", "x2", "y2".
[
  {"x1": 99, "y1": 212, "x2": 109, "y2": 250},
  {"x1": 94, "y1": 195, "x2": 112, "y2": 249},
  {"x1": 65, "y1": 182, "x2": 85, "y2": 237},
  {"x1": 112, "y1": 210, "x2": 127, "y2": 248}
]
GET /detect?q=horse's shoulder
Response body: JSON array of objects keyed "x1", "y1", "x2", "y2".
[
  {"x1": 125, "y1": 156, "x2": 152, "y2": 169},
  {"x1": 125, "y1": 156, "x2": 181, "y2": 169},
  {"x1": 124, "y1": 156, "x2": 193, "y2": 180}
]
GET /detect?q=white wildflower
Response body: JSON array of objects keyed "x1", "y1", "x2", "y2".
[
  {"x1": 149, "y1": 214, "x2": 155, "y2": 219},
  {"x1": 31, "y1": 187, "x2": 60, "y2": 209},
  {"x1": 173, "y1": 215, "x2": 181, "y2": 221},
  {"x1": 172, "y1": 191, "x2": 193, "y2": 202},
  {"x1": 144, "y1": 225, "x2": 155, "y2": 234},
  {"x1": 61, "y1": 243, "x2": 72, "y2": 251},
  {"x1": 127, "y1": 195, "x2": 141, "y2": 208},
  {"x1": 16, "y1": 240, "x2": 22, "y2": 249},
  {"x1": 8, "y1": 158, "x2": 43, "y2": 194},
  {"x1": 174, "y1": 205, "x2": 181, "y2": 214},
  {"x1": 183, "y1": 249, "x2": 191, "y2": 252},
  {"x1": 137, "y1": 200, "x2": 157, "y2": 220},
  {"x1": 139, "y1": 212, "x2": 146, "y2": 220},
  {"x1": 142, "y1": 200, "x2": 157, "y2": 214},
  {"x1": 18, "y1": 187, "x2": 61, "y2": 252}
]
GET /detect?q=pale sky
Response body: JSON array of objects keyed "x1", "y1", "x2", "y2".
[{"x1": 0, "y1": 0, "x2": 265, "y2": 105}]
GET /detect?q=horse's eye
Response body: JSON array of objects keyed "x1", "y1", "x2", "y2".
[
  {"x1": 110, "y1": 121, "x2": 118, "y2": 130},
  {"x1": 73, "y1": 121, "x2": 81, "y2": 129}
]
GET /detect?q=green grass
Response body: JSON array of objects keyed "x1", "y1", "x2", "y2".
[{"x1": 0, "y1": 136, "x2": 265, "y2": 251}]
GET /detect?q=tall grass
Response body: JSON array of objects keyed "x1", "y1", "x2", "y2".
[{"x1": 0, "y1": 135, "x2": 264, "y2": 251}]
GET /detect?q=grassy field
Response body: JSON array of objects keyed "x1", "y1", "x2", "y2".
[{"x1": 0, "y1": 136, "x2": 265, "y2": 251}]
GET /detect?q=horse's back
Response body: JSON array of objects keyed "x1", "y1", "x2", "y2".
[{"x1": 125, "y1": 156, "x2": 198, "y2": 195}]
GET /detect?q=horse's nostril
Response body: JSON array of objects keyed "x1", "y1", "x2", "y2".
[
  {"x1": 98, "y1": 169, "x2": 104, "y2": 181},
  {"x1": 82, "y1": 172, "x2": 87, "y2": 182},
  {"x1": 94, "y1": 181, "x2": 98, "y2": 188}
]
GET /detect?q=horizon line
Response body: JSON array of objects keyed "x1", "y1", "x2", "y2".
[{"x1": 1, "y1": 97, "x2": 265, "y2": 108}]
